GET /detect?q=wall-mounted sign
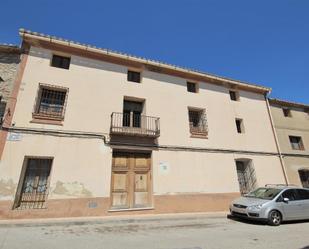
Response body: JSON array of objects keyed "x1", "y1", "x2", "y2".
[
  {"x1": 159, "y1": 162, "x2": 170, "y2": 175},
  {"x1": 7, "y1": 132, "x2": 22, "y2": 141}
]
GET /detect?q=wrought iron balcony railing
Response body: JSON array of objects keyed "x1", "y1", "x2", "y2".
[{"x1": 110, "y1": 112, "x2": 160, "y2": 137}]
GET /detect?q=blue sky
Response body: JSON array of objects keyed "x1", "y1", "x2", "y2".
[{"x1": 1, "y1": 0, "x2": 308, "y2": 104}]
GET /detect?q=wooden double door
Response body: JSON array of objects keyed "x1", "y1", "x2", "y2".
[{"x1": 111, "y1": 152, "x2": 152, "y2": 209}]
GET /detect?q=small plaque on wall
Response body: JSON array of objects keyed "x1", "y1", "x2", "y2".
[
  {"x1": 159, "y1": 162, "x2": 170, "y2": 175},
  {"x1": 7, "y1": 132, "x2": 22, "y2": 141}
]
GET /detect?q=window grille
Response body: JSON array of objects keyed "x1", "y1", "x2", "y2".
[
  {"x1": 298, "y1": 169, "x2": 309, "y2": 188},
  {"x1": 34, "y1": 85, "x2": 68, "y2": 119},
  {"x1": 236, "y1": 160, "x2": 257, "y2": 195},
  {"x1": 14, "y1": 158, "x2": 52, "y2": 209},
  {"x1": 188, "y1": 109, "x2": 208, "y2": 135}
]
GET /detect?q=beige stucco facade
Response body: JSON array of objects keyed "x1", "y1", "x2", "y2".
[
  {"x1": 0, "y1": 30, "x2": 287, "y2": 219},
  {"x1": 269, "y1": 99, "x2": 309, "y2": 186}
]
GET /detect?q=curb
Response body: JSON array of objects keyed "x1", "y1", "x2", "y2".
[{"x1": 0, "y1": 211, "x2": 228, "y2": 227}]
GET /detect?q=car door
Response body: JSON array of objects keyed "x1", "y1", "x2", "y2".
[
  {"x1": 281, "y1": 189, "x2": 304, "y2": 220},
  {"x1": 295, "y1": 189, "x2": 309, "y2": 219}
]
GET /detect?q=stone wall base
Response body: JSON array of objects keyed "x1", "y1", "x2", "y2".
[{"x1": 0, "y1": 192, "x2": 240, "y2": 220}]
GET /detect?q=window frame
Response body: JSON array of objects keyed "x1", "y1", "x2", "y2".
[
  {"x1": 282, "y1": 108, "x2": 292, "y2": 117},
  {"x1": 280, "y1": 189, "x2": 299, "y2": 201},
  {"x1": 13, "y1": 156, "x2": 54, "y2": 210},
  {"x1": 289, "y1": 136, "x2": 305, "y2": 150},
  {"x1": 298, "y1": 169, "x2": 309, "y2": 188},
  {"x1": 50, "y1": 54, "x2": 71, "y2": 70},
  {"x1": 127, "y1": 70, "x2": 142, "y2": 83},
  {"x1": 229, "y1": 90, "x2": 240, "y2": 101},
  {"x1": 187, "y1": 107, "x2": 208, "y2": 138},
  {"x1": 32, "y1": 83, "x2": 69, "y2": 122},
  {"x1": 235, "y1": 118, "x2": 245, "y2": 134},
  {"x1": 186, "y1": 81, "x2": 199, "y2": 93}
]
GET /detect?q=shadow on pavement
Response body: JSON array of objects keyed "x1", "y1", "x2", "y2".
[
  {"x1": 227, "y1": 214, "x2": 309, "y2": 226},
  {"x1": 226, "y1": 215, "x2": 267, "y2": 226}
]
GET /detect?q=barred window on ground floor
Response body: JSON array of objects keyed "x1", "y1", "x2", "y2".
[
  {"x1": 235, "y1": 159, "x2": 257, "y2": 195},
  {"x1": 14, "y1": 157, "x2": 53, "y2": 210},
  {"x1": 298, "y1": 169, "x2": 309, "y2": 188}
]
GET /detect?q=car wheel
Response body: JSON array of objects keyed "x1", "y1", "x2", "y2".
[{"x1": 268, "y1": 210, "x2": 282, "y2": 226}]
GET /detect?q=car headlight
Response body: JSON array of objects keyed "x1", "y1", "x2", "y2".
[{"x1": 248, "y1": 204, "x2": 263, "y2": 211}]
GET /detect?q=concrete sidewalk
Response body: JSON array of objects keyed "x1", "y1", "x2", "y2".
[{"x1": 0, "y1": 211, "x2": 228, "y2": 227}]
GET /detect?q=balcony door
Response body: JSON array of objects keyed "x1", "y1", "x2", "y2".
[
  {"x1": 123, "y1": 100, "x2": 143, "y2": 128},
  {"x1": 111, "y1": 152, "x2": 152, "y2": 209}
]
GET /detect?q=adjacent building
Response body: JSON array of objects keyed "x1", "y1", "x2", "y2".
[
  {"x1": 269, "y1": 99, "x2": 309, "y2": 188},
  {"x1": 0, "y1": 44, "x2": 21, "y2": 120},
  {"x1": 0, "y1": 29, "x2": 287, "y2": 219}
]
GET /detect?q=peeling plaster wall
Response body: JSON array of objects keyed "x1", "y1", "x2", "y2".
[
  {"x1": 0, "y1": 134, "x2": 112, "y2": 201},
  {"x1": 0, "y1": 179, "x2": 17, "y2": 200}
]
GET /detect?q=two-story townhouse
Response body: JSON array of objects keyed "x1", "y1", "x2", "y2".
[
  {"x1": 0, "y1": 29, "x2": 287, "y2": 219},
  {"x1": 269, "y1": 99, "x2": 309, "y2": 188}
]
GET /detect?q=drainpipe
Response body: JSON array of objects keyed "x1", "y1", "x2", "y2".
[{"x1": 265, "y1": 94, "x2": 289, "y2": 184}]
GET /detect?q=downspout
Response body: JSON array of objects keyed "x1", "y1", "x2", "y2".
[{"x1": 265, "y1": 94, "x2": 289, "y2": 184}]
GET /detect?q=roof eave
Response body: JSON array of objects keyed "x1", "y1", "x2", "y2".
[{"x1": 19, "y1": 28, "x2": 271, "y2": 94}]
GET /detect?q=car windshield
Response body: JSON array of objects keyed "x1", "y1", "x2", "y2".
[{"x1": 245, "y1": 187, "x2": 282, "y2": 200}]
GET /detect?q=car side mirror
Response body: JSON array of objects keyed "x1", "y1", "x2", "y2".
[{"x1": 283, "y1": 197, "x2": 289, "y2": 203}]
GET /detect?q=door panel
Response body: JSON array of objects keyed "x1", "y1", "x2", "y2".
[
  {"x1": 111, "y1": 173, "x2": 128, "y2": 208},
  {"x1": 112, "y1": 192, "x2": 128, "y2": 207},
  {"x1": 135, "y1": 173, "x2": 148, "y2": 191},
  {"x1": 111, "y1": 152, "x2": 151, "y2": 209},
  {"x1": 134, "y1": 173, "x2": 149, "y2": 207},
  {"x1": 296, "y1": 189, "x2": 309, "y2": 218},
  {"x1": 281, "y1": 189, "x2": 304, "y2": 219}
]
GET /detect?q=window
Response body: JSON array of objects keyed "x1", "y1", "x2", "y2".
[
  {"x1": 111, "y1": 152, "x2": 151, "y2": 209},
  {"x1": 14, "y1": 157, "x2": 53, "y2": 209},
  {"x1": 235, "y1": 159, "x2": 256, "y2": 195},
  {"x1": 296, "y1": 189, "x2": 309, "y2": 200},
  {"x1": 229, "y1": 90, "x2": 239, "y2": 101},
  {"x1": 298, "y1": 169, "x2": 309, "y2": 188},
  {"x1": 235, "y1": 119, "x2": 244, "y2": 133},
  {"x1": 281, "y1": 189, "x2": 298, "y2": 201},
  {"x1": 188, "y1": 108, "x2": 208, "y2": 136},
  {"x1": 289, "y1": 136, "x2": 304, "y2": 150},
  {"x1": 33, "y1": 84, "x2": 68, "y2": 120},
  {"x1": 123, "y1": 100, "x2": 144, "y2": 128},
  {"x1": 127, "y1": 70, "x2": 141, "y2": 83},
  {"x1": 282, "y1": 108, "x2": 292, "y2": 117},
  {"x1": 187, "y1": 82, "x2": 198, "y2": 93},
  {"x1": 51, "y1": 54, "x2": 71, "y2": 69}
]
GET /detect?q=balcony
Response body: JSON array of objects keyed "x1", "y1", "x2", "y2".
[{"x1": 110, "y1": 112, "x2": 160, "y2": 137}]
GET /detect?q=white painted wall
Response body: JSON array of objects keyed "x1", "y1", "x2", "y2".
[{"x1": 0, "y1": 46, "x2": 286, "y2": 201}]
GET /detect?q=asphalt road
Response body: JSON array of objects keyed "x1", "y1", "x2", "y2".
[{"x1": 0, "y1": 214, "x2": 309, "y2": 249}]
